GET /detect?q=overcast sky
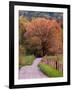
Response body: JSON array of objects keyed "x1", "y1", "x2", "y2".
[{"x1": 19, "y1": 10, "x2": 63, "y2": 20}]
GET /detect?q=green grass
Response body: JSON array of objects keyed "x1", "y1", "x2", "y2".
[
  {"x1": 46, "y1": 55, "x2": 63, "y2": 64},
  {"x1": 24, "y1": 55, "x2": 35, "y2": 65},
  {"x1": 38, "y1": 63, "x2": 63, "y2": 77},
  {"x1": 19, "y1": 55, "x2": 35, "y2": 68},
  {"x1": 41, "y1": 55, "x2": 63, "y2": 65},
  {"x1": 47, "y1": 55, "x2": 63, "y2": 60}
]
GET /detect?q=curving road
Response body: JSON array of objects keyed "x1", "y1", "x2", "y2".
[{"x1": 19, "y1": 58, "x2": 47, "y2": 79}]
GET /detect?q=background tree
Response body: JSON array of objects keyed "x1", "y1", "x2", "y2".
[
  {"x1": 24, "y1": 36, "x2": 42, "y2": 56},
  {"x1": 19, "y1": 16, "x2": 29, "y2": 45}
]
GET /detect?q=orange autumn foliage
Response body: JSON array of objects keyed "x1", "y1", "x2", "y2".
[{"x1": 25, "y1": 18, "x2": 63, "y2": 55}]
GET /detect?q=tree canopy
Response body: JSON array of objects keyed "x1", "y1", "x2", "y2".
[{"x1": 24, "y1": 18, "x2": 63, "y2": 56}]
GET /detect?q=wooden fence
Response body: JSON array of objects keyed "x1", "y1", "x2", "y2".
[{"x1": 41, "y1": 58, "x2": 63, "y2": 73}]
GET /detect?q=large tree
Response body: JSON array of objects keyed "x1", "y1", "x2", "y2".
[{"x1": 24, "y1": 18, "x2": 63, "y2": 56}]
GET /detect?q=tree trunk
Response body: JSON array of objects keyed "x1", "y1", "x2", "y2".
[
  {"x1": 42, "y1": 46, "x2": 46, "y2": 56},
  {"x1": 41, "y1": 42, "x2": 47, "y2": 56}
]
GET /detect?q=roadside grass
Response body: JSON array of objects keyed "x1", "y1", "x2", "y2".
[
  {"x1": 47, "y1": 55, "x2": 63, "y2": 60},
  {"x1": 42, "y1": 54, "x2": 63, "y2": 64},
  {"x1": 19, "y1": 55, "x2": 35, "y2": 69},
  {"x1": 46, "y1": 55, "x2": 63, "y2": 64},
  {"x1": 38, "y1": 63, "x2": 63, "y2": 77}
]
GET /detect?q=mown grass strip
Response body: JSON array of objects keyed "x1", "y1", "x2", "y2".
[{"x1": 38, "y1": 63, "x2": 63, "y2": 77}]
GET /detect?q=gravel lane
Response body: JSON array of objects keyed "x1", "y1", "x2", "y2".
[{"x1": 19, "y1": 58, "x2": 47, "y2": 79}]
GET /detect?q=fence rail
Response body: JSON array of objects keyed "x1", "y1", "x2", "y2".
[{"x1": 41, "y1": 58, "x2": 63, "y2": 73}]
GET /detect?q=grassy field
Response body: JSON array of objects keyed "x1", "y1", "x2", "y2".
[
  {"x1": 19, "y1": 55, "x2": 35, "y2": 69},
  {"x1": 42, "y1": 55, "x2": 63, "y2": 64},
  {"x1": 38, "y1": 63, "x2": 63, "y2": 77},
  {"x1": 47, "y1": 55, "x2": 63, "y2": 60},
  {"x1": 47, "y1": 55, "x2": 63, "y2": 64}
]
